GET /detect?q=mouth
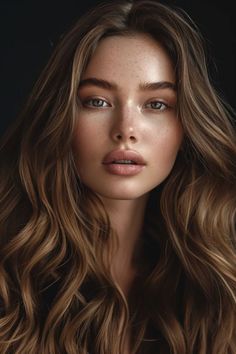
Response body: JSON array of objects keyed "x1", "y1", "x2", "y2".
[
  {"x1": 102, "y1": 150, "x2": 146, "y2": 176},
  {"x1": 109, "y1": 159, "x2": 138, "y2": 165},
  {"x1": 102, "y1": 149, "x2": 146, "y2": 166}
]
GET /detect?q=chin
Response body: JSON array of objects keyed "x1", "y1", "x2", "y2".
[{"x1": 95, "y1": 188, "x2": 151, "y2": 201}]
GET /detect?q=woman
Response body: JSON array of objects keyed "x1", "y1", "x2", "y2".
[{"x1": 0, "y1": 1, "x2": 235, "y2": 353}]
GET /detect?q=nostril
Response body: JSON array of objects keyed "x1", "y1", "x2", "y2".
[
  {"x1": 115, "y1": 134, "x2": 122, "y2": 139},
  {"x1": 114, "y1": 133, "x2": 137, "y2": 141}
]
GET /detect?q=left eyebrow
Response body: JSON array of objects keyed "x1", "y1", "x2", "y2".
[
  {"x1": 78, "y1": 77, "x2": 177, "y2": 92},
  {"x1": 139, "y1": 80, "x2": 176, "y2": 92}
]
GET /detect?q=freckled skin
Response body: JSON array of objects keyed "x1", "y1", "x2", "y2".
[{"x1": 72, "y1": 34, "x2": 184, "y2": 200}]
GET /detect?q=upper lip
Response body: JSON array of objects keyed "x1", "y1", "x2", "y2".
[{"x1": 102, "y1": 149, "x2": 146, "y2": 165}]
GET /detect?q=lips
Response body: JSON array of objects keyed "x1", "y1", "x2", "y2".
[{"x1": 102, "y1": 149, "x2": 146, "y2": 165}]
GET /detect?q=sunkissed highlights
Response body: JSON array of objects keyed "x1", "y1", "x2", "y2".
[{"x1": 0, "y1": 1, "x2": 235, "y2": 353}]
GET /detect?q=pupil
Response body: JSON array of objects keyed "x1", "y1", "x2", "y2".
[
  {"x1": 94, "y1": 99, "x2": 103, "y2": 106},
  {"x1": 152, "y1": 102, "x2": 161, "y2": 109}
]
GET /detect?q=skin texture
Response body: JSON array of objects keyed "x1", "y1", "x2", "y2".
[{"x1": 72, "y1": 34, "x2": 183, "y2": 295}]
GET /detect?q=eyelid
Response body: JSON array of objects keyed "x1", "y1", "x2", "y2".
[
  {"x1": 80, "y1": 96, "x2": 174, "y2": 110},
  {"x1": 145, "y1": 99, "x2": 171, "y2": 111}
]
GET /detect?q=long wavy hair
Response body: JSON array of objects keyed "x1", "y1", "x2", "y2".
[{"x1": 0, "y1": 1, "x2": 235, "y2": 353}]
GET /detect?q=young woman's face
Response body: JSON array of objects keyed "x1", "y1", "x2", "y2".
[{"x1": 73, "y1": 34, "x2": 183, "y2": 200}]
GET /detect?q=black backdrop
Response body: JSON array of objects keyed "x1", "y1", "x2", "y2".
[{"x1": 1, "y1": 0, "x2": 235, "y2": 136}]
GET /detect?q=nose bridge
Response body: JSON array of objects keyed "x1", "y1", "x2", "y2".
[{"x1": 111, "y1": 100, "x2": 139, "y2": 140}]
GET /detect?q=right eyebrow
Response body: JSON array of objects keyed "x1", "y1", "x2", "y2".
[{"x1": 78, "y1": 78, "x2": 117, "y2": 90}]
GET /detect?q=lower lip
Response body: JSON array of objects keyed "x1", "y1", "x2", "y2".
[{"x1": 103, "y1": 163, "x2": 145, "y2": 176}]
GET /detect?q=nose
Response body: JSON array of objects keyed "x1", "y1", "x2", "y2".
[{"x1": 110, "y1": 106, "x2": 140, "y2": 144}]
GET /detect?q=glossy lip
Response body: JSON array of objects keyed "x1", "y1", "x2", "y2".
[
  {"x1": 103, "y1": 163, "x2": 145, "y2": 176},
  {"x1": 102, "y1": 149, "x2": 146, "y2": 165}
]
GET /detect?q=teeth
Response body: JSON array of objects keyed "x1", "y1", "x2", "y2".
[{"x1": 112, "y1": 159, "x2": 136, "y2": 164}]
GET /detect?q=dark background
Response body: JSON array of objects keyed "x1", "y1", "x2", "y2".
[{"x1": 1, "y1": 0, "x2": 235, "y2": 137}]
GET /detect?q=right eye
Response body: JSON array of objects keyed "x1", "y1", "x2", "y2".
[{"x1": 82, "y1": 98, "x2": 110, "y2": 108}]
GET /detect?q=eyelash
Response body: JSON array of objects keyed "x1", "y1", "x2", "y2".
[
  {"x1": 81, "y1": 98, "x2": 171, "y2": 111},
  {"x1": 83, "y1": 98, "x2": 109, "y2": 108},
  {"x1": 146, "y1": 101, "x2": 170, "y2": 111}
]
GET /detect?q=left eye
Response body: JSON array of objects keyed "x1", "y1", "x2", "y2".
[
  {"x1": 83, "y1": 98, "x2": 109, "y2": 107},
  {"x1": 146, "y1": 101, "x2": 169, "y2": 110}
]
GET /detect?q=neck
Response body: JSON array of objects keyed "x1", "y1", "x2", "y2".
[{"x1": 99, "y1": 193, "x2": 149, "y2": 271}]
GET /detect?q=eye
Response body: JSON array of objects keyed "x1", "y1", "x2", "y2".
[
  {"x1": 82, "y1": 98, "x2": 110, "y2": 108},
  {"x1": 146, "y1": 100, "x2": 170, "y2": 111}
]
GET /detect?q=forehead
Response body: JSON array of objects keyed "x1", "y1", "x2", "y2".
[{"x1": 82, "y1": 34, "x2": 175, "y2": 84}]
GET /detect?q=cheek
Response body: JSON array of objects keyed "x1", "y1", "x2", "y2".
[
  {"x1": 72, "y1": 120, "x2": 102, "y2": 159},
  {"x1": 151, "y1": 123, "x2": 183, "y2": 163}
]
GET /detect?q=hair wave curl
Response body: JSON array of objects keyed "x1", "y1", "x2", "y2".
[{"x1": 0, "y1": 1, "x2": 235, "y2": 353}]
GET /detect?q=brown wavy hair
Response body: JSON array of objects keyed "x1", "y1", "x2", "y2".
[{"x1": 0, "y1": 1, "x2": 235, "y2": 353}]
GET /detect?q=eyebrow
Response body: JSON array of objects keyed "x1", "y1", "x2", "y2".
[{"x1": 78, "y1": 77, "x2": 176, "y2": 92}]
